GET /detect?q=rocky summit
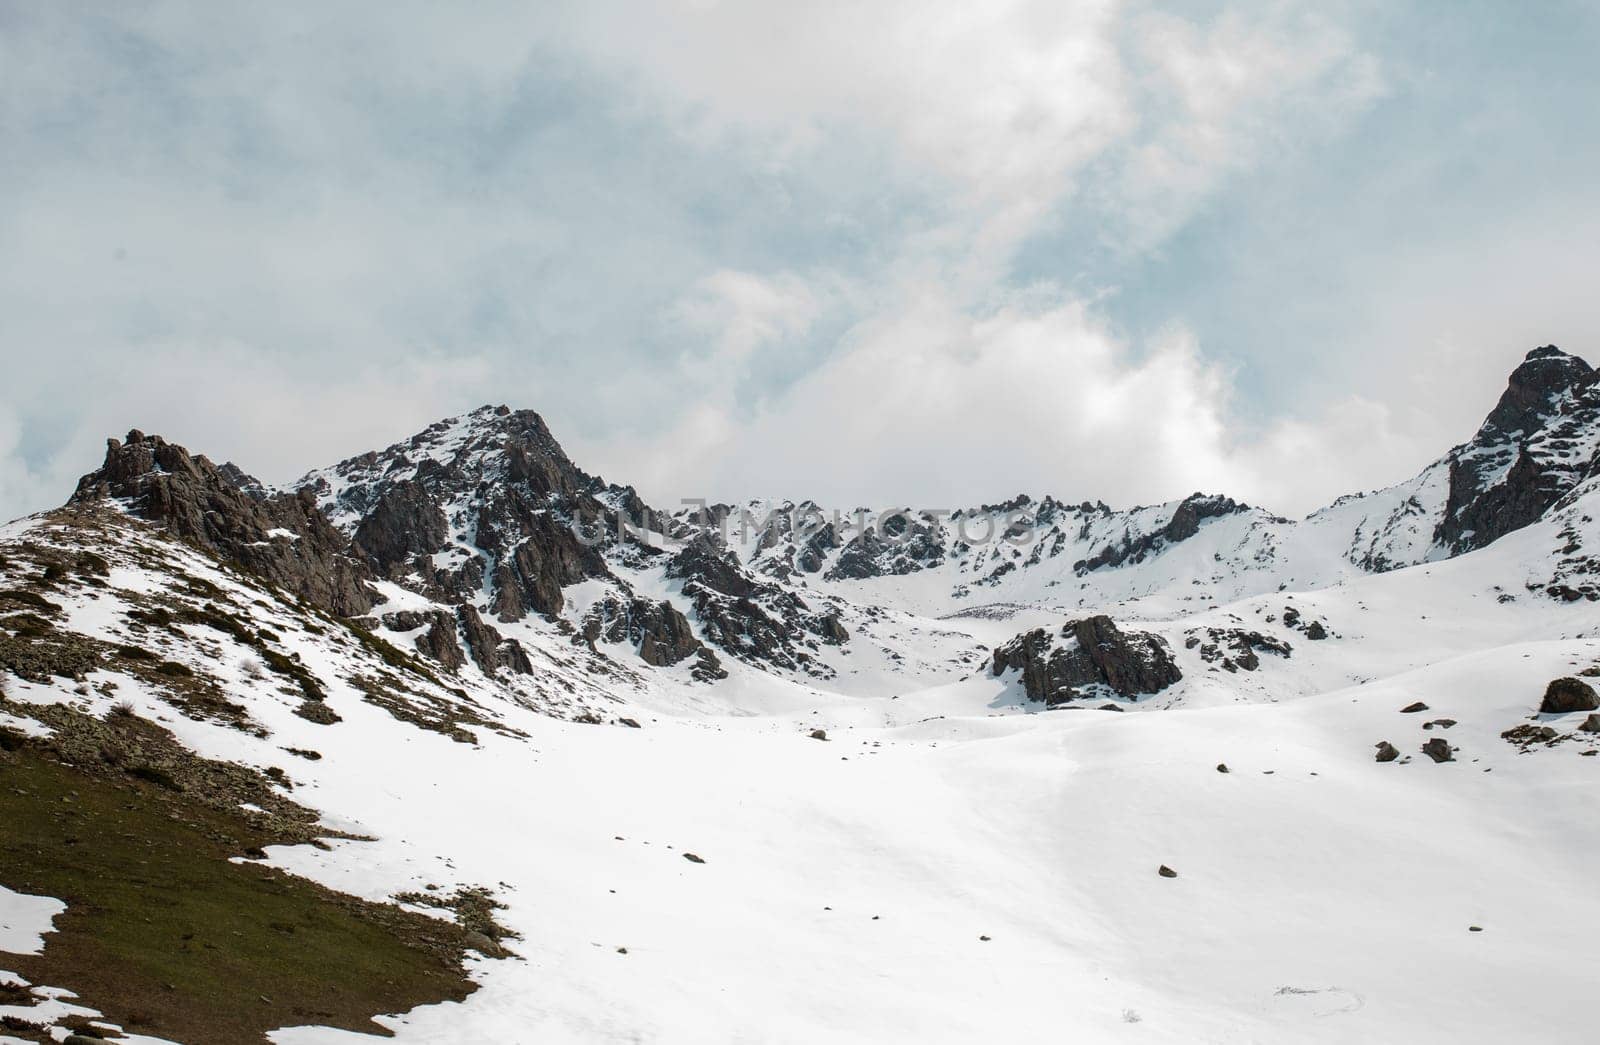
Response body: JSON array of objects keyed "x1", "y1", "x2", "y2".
[{"x1": 7, "y1": 346, "x2": 1600, "y2": 1043}]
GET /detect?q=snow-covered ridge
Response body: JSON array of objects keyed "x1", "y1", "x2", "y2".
[
  {"x1": 10, "y1": 345, "x2": 1600, "y2": 1042},
  {"x1": 651, "y1": 345, "x2": 1600, "y2": 619},
  {"x1": 48, "y1": 345, "x2": 1600, "y2": 711}
]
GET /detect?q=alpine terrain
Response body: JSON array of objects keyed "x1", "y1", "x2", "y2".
[{"x1": 6, "y1": 345, "x2": 1600, "y2": 1044}]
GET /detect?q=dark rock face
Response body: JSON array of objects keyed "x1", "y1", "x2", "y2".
[
  {"x1": 666, "y1": 536, "x2": 845, "y2": 676},
  {"x1": 668, "y1": 537, "x2": 759, "y2": 600},
  {"x1": 70, "y1": 432, "x2": 377, "y2": 617},
  {"x1": 992, "y1": 615, "x2": 1181, "y2": 705},
  {"x1": 456, "y1": 604, "x2": 532, "y2": 676},
  {"x1": 634, "y1": 602, "x2": 699, "y2": 668},
  {"x1": 486, "y1": 513, "x2": 609, "y2": 621},
  {"x1": 1540, "y1": 677, "x2": 1599, "y2": 714},
  {"x1": 383, "y1": 610, "x2": 466, "y2": 673},
  {"x1": 795, "y1": 522, "x2": 842, "y2": 575},
  {"x1": 581, "y1": 596, "x2": 692, "y2": 664},
  {"x1": 824, "y1": 511, "x2": 947, "y2": 581},
  {"x1": 1375, "y1": 741, "x2": 1400, "y2": 763},
  {"x1": 216, "y1": 461, "x2": 270, "y2": 500},
  {"x1": 816, "y1": 611, "x2": 849, "y2": 645},
  {"x1": 1435, "y1": 347, "x2": 1600, "y2": 555},
  {"x1": 1481, "y1": 346, "x2": 1595, "y2": 439},
  {"x1": 575, "y1": 592, "x2": 726, "y2": 682},
  {"x1": 354, "y1": 481, "x2": 450, "y2": 576},
  {"x1": 1437, "y1": 450, "x2": 1559, "y2": 555}
]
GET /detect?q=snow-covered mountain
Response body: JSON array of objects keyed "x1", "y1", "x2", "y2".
[
  {"x1": 5, "y1": 346, "x2": 1600, "y2": 1043},
  {"x1": 693, "y1": 345, "x2": 1600, "y2": 620}
]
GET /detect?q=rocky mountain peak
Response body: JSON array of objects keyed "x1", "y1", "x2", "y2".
[
  {"x1": 305, "y1": 404, "x2": 594, "y2": 519},
  {"x1": 1433, "y1": 346, "x2": 1600, "y2": 555},
  {"x1": 292, "y1": 406, "x2": 629, "y2": 622},
  {"x1": 1479, "y1": 345, "x2": 1595, "y2": 439},
  {"x1": 69, "y1": 430, "x2": 378, "y2": 616}
]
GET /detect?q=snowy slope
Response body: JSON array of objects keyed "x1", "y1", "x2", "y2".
[
  {"x1": 9, "y1": 496, "x2": 1600, "y2": 1043},
  {"x1": 6, "y1": 346, "x2": 1600, "y2": 1042}
]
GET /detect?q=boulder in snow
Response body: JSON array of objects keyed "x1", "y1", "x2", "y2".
[{"x1": 1540, "y1": 677, "x2": 1599, "y2": 714}]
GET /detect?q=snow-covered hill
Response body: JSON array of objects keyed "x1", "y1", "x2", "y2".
[{"x1": 5, "y1": 346, "x2": 1600, "y2": 1043}]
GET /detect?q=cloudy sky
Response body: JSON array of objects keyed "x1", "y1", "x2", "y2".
[{"x1": 3, "y1": 1, "x2": 1598, "y2": 521}]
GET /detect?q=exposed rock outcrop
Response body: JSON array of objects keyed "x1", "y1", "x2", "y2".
[
  {"x1": 577, "y1": 592, "x2": 725, "y2": 680},
  {"x1": 354, "y1": 480, "x2": 450, "y2": 576},
  {"x1": 71, "y1": 432, "x2": 377, "y2": 616},
  {"x1": 382, "y1": 609, "x2": 466, "y2": 673},
  {"x1": 824, "y1": 511, "x2": 947, "y2": 581},
  {"x1": 991, "y1": 615, "x2": 1181, "y2": 705},
  {"x1": 1075, "y1": 493, "x2": 1249, "y2": 574},
  {"x1": 1183, "y1": 628, "x2": 1291, "y2": 673},
  {"x1": 1436, "y1": 347, "x2": 1600, "y2": 555},
  {"x1": 456, "y1": 604, "x2": 532, "y2": 676},
  {"x1": 666, "y1": 536, "x2": 845, "y2": 676}
]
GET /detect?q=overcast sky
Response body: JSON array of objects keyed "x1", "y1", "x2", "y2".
[{"x1": 4, "y1": 1, "x2": 1599, "y2": 521}]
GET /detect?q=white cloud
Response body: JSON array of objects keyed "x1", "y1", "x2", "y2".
[
  {"x1": 554, "y1": 1, "x2": 1399, "y2": 516},
  {"x1": 581, "y1": 287, "x2": 1494, "y2": 519},
  {"x1": 1110, "y1": 6, "x2": 1388, "y2": 251},
  {"x1": 585, "y1": 296, "x2": 1228, "y2": 508},
  {"x1": 17, "y1": 1, "x2": 1564, "y2": 528},
  {"x1": 672, "y1": 269, "x2": 825, "y2": 370}
]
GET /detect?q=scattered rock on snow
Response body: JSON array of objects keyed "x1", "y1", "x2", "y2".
[
  {"x1": 1216, "y1": 763, "x2": 1230, "y2": 773},
  {"x1": 809, "y1": 729, "x2": 828, "y2": 741},
  {"x1": 682, "y1": 852, "x2": 706, "y2": 864},
  {"x1": 1540, "y1": 677, "x2": 1599, "y2": 714},
  {"x1": 1421, "y1": 738, "x2": 1454, "y2": 763},
  {"x1": 1400, "y1": 702, "x2": 1429, "y2": 714},
  {"x1": 1375, "y1": 741, "x2": 1400, "y2": 763},
  {"x1": 1581, "y1": 713, "x2": 1600, "y2": 733},
  {"x1": 1186, "y1": 626, "x2": 1292, "y2": 672},
  {"x1": 293, "y1": 700, "x2": 341, "y2": 725},
  {"x1": 1501, "y1": 723, "x2": 1560, "y2": 750},
  {"x1": 1158, "y1": 865, "x2": 1178, "y2": 878}
]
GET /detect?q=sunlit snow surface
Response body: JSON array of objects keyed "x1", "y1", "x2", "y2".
[{"x1": 7, "y1": 463, "x2": 1600, "y2": 1043}]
